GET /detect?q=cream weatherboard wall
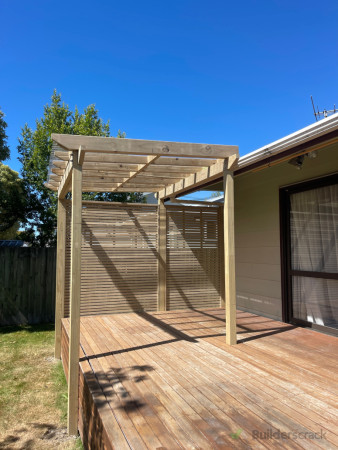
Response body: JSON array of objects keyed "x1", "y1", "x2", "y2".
[{"x1": 234, "y1": 142, "x2": 338, "y2": 321}]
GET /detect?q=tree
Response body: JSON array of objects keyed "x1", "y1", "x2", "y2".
[
  {"x1": 0, "y1": 164, "x2": 26, "y2": 239},
  {"x1": 0, "y1": 108, "x2": 10, "y2": 161},
  {"x1": 211, "y1": 191, "x2": 222, "y2": 198},
  {"x1": 18, "y1": 90, "x2": 144, "y2": 247}
]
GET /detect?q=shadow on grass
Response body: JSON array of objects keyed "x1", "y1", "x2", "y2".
[
  {"x1": 0, "y1": 323, "x2": 55, "y2": 335},
  {"x1": 0, "y1": 422, "x2": 79, "y2": 450}
]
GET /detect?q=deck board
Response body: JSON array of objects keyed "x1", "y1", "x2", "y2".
[{"x1": 61, "y1": 309, "x2": 338, "y2": 449}]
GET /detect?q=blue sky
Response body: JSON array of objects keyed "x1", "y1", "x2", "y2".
[{"x1": 1, "y1": 0, "x2": 337, "y2": 176}]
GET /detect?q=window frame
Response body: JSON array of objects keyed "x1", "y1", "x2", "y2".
[{"x1": 279, "y1": 172, "x2": 338, "y2": 335}]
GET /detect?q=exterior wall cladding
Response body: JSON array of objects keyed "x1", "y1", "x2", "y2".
[{"x1": 234, "y1": 142, "x2": 338, "y2": 321}]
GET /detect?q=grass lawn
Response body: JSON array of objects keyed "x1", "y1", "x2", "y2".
[{"x1": 0, "y1": 323, "x2": 82, "y2": 449}]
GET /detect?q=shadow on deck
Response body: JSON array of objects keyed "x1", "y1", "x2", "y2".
[{"x1": 61, "y1": 308, "x2": 338, "y2": 449}]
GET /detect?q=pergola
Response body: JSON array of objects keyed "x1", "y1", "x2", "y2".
[{"x1": 46, "y1": 133, "x2": 239, "y2": 435}]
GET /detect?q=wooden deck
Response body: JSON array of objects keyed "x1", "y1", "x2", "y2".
[{"x1": 61, "y1": 309, "x2": 338, "y2": 449}]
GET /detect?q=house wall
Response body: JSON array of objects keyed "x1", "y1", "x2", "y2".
[{"x1": 234, "y1": 142, "x2": 338, "y2": 321}]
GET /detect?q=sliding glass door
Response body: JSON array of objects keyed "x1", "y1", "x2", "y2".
[{"x1": 281, "y1": 175, "x2": 338, "y2": 332}]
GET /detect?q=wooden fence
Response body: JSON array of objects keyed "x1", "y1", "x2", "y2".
[{"x1": 0, "y1": 247, "x2": 56, "y2": 326}]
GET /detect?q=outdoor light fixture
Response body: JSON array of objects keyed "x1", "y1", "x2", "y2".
[
  {"x1": 288, "y1": 150, "x2": 318, "y2": 169},
  {"x1": 307, "y1": 150, "x2": 318, "y2": 159},
  {"x1": 288, "y1": 155, "x2": 304, "y2": 169}
]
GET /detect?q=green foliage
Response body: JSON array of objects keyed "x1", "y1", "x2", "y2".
[
  {"x1": 0, "y1": 108, "x2": 10, "y2": 161},
  {"x1": 0, "y1": 164, "x2": 27, "y2": 239},
  {"x1": 211, "y1": 191, "x2": 222, "y2": 198},
  {"x1": 18, "y1": 90, "x2": 144, "y2": 247}
]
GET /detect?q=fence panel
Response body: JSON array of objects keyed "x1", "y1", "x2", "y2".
[{"x1": 0, "y1": 247, "x2": 56, "y2": 325}]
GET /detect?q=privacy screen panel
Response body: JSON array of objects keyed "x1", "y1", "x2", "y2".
[
  {"x1": 64, "y1": 201, "x2": 224, "y2": 317},
  {"x1": 166, "y1": 205, "x2": 223, "y2": 311},
  {"x1": 64, "y1": 202, "x2": 158, "y2": 317}
]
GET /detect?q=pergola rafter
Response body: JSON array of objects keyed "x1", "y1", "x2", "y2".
[
  {"x1": 47, "y1": 133, "x2": 239, "y2": 436},
  {"x1": 46, "y1": 134, "x2": 238, "y2": 198},
  {"x1": 112, "y1": 155, "x2": 160, "y2": 192}
]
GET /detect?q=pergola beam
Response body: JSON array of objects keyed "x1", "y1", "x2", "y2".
[
  {"x1": 54, "y1": 160, "x2": 141, "y2": 171},
  {"x1": 81, "y1": 162, "x2": 140, "y2": 171},
  {"x1": 154, "y1": 158, "x2": 217, "y2": 167},
  {"x1": 158, "y1": 157, "x2": 239, "y2": 199},
  {"x1": 55, "y1": 151, "x2": 150, "y2": 165},
  {"x1": 58, "y1": 159, "x2": 73, "y2": 199},
  {"x1": 144, "y1": 165, "x2": 203, "y2": 174},
  {"x1": 55, "y1": 151, "x2": 218, "y2": 167},
  {"x1": 78, "y1": 146, "x2": 85, "y2": 165},
  {"x1": 82, "y1": 171, "x2": 133, "y2": 178},
  {"x1": 52, "y1": 133, "x2": 238, "y2": 159}
]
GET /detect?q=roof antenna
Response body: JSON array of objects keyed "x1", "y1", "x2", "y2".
[{"x1": 311, "y1": 96, "x2": 337, "y2": 121}]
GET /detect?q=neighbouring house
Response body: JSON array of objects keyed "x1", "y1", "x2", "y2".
[{"x1": 0, "y1": 240, "x2": 26, "y2": 247}]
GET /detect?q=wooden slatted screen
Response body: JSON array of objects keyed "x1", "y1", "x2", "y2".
[
  {"x1": 166, "y1": 205, "x2": 223, "y2": 311},
  {"x1": 63, "y1": 201, "x2": 223, "y2": 316},
  {"x1": 64, "y1": 200, "x2": 71, "y2": 317},
  {"x1": 64, "y1": 201, "x2": 158, "y2": 317}
]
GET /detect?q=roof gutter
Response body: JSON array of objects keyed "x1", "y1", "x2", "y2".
[
  {"x1": 172, "y1": 113, "x2": 338, "y2": 198},
  {"x1": 235, "y1": 112, "x2": 338, "y2": 175}
]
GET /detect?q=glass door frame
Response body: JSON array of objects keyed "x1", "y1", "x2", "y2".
[{"x1": 279, "y1": 173, "x2": 338, "y2": 335}]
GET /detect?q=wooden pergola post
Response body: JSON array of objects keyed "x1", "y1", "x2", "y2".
[
  {"x1": 54, "y1": 199, "x2": 67, "y2": 359},
  {"x1": 68, "y1": 150, "x2": 82, "y2": 435},
  {"x1": 223, "y1": 156, "x2": 237, "y2": 345},
  {"x1": 157, "y1": 199, "x2": 167, "y2": 311}
]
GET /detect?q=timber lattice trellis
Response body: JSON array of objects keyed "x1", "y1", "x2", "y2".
[{"x1": 0, "y1": 247, "x2": 56, "y2": 326}]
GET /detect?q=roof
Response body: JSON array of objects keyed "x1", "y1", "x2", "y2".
[
  {"x1": 236, "y1": 112, "x2": 338, "y2": 173},
  {"x1": 46, "y1": 134, "x2": 238, "y2": 199}
]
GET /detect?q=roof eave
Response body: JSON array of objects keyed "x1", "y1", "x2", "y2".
[{"x1": 236, "y1": 112, "x2": 338, "y2": 172}]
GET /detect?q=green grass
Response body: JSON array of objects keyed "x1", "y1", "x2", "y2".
[
  {"x1": 0, "y1": 323, "x2": 83, "y2": 449},
  {"x1": 52, "y1": 360, "x2": 69, "y2": 423}
]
